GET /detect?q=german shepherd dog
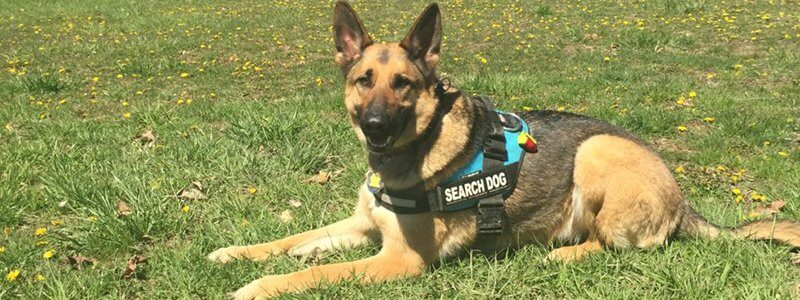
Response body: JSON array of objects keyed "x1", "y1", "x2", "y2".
[{"x1": 209, "y1": 2, "x2": 800, "y2": 299}]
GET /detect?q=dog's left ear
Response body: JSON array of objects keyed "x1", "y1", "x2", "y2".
[{"x1": 400, "y1": 3, "x2": 442, "y2": 70}]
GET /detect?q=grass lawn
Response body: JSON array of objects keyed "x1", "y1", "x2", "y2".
[{"x1": 1, "y1": 0, "x2": 799, "y2": 298}]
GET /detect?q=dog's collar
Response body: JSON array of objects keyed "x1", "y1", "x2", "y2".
[{"x1": 367, "y1": 103, "x2": 537, "y2": 214}]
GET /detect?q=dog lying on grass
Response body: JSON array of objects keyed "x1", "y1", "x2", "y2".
[{"x1": 208, "y1": 2, "x2": 800, "y2": 299}]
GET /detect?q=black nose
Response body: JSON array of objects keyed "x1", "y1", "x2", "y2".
[{"x1": 361, "y1": 104, "x2": 389, "y2": 138}]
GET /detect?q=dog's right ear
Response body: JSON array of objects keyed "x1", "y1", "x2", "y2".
[{"x1": 333, "y1": 1, "x2": 372, "y2": 73}]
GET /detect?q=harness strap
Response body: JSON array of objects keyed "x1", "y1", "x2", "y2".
[
  {"x1": 480, "y1": 97, "x2": 508, "y2": 168},
  {"x1": 474, "y1": 97, "x2": 510, "y2": 238},
  {"x1": 369, "y1": 95, "x2": 536, "y2": 250}
]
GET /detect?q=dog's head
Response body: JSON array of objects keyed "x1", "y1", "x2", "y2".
[{"x1": 334, "y1": 1, "x2": 443, "y2": 154}]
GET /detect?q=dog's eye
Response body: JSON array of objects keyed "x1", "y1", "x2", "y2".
[
  {"x1": 392, "y1": 76, "x2": 411, "y2": 89},
  {"x1": 356, "y1": 76, "x2": 371, "y2": 87}
]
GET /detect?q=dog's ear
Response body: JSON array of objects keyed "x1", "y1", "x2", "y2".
[
  {"x1": 333, "y1": 1, "x2": 373, "y2": 72},
  {"x1": 400, "y1": 3, "x2": 442, "y2": 69}
]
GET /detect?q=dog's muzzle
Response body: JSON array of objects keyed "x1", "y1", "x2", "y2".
[{"x1": 361, "y1": 103, "x2": 393, "y2": 152}]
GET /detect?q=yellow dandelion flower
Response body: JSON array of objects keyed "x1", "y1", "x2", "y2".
[
  {"x1": 603, "y1": 56, "x2": 610, "y2": 62},
  {"x1": 703, "y1": 117, "x2": 715, "y2": 123},
  {"x1": 522, "y1": 106, "x2": 533, "y2": 111},
  {"x1": 58, "y1": 99, "x2": 67, "y2": 105},
  {"x1": 35, "y1": 227, "x2": 47, "y2": 236},
  {"x1": 732, "y1": 187, "x2": 741, "y2": 195},
  {"x1": 6, "y1": 269, "x2": 20, "y2": 282},
  {"x1": 50, "y1": 220, "x2": 63, "y2": 226},
  {"x1": 750, "y1": 192, "x2": 766, "y2": 202},
  {"x1": 479, "y1": 57, "x2": 488, "y2": 64},
  {"x1": 677, "y1": 125, "x2": 688, "y2": 132},
  {"x1": 248, "y1": 187, "x2": 257, "y2": 194},
  {"x1": 0, "y1": 246, "x2": 5, "y2": 253},
  {"x1": 674, "y1": 166, "x2": 685, "y2": 174},
  {"x1": 180, "y1": 72, "x2": 189, "y2": 78},
  {"x1": 35, "y1": 274, "x2": 45, "y2": 281},
  {"x1": 688, "y1": 91, "x2": 697, "y2": 98},
  {"x1": 123, "y1": 112, "x2": 131, "y2": 119},
  {"x1": 43, "y1": 250, "x2": 54, "y2": 259},
  {"x1": 181, "y1": 205, "x2": 190, "y2": 213},
  {"x1": 35, "y1": 241, "x2": 48, "y2": 246},
  {"x1": 122, "y1": 101, "x2": 129, "y2": 107},
  {"x1": 92, "y1": 76, "x2": 99, "y2": 82},
  {"x1": 177, "y1": 98, "x2": 184, "y2": 104},
  {"x1": 185, "y1": 98, "x2": 192, "y2": 104},
  {"x1": 778, "y1": 151, "x2": 789, "y2": 157},
  {"x1": 116, "y1": 74, "x2": 123, "y2": 79}
]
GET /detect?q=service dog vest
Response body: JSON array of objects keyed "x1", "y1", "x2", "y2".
[{"x1": 366, "y1": 101, "x2": 537, "y2": 226}]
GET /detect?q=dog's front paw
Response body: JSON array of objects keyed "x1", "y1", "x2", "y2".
[
  {"x1": 208, "y1": 246, "x2": 243, "y2": 264},
  {"x1": 229, "y1": 277, "x2": 282, "y2": 300}
]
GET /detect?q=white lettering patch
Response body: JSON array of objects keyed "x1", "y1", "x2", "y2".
[{"x1": 443, "y1": 172, "x2": 508, "y2": 203}]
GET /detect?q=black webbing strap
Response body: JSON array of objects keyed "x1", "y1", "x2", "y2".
[{"x1": 476, "y1": 97, "x2": 509, "y2": 238}]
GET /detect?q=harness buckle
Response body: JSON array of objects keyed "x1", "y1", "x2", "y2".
[{"x1": 477, "y1": 195, "x2": 505, "y2": 235}]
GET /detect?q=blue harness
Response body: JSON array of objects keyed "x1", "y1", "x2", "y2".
[{"x1": 367, "y1": 105, "x2": 536, "y2": 231}]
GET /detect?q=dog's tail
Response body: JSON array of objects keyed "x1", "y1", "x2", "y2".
[{"x1": 679, "y1": 207, "x2": 800, "y2": 248}]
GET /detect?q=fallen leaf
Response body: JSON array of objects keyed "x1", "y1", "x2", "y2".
[
  {"x1": 304, "y1": 169, "x2": 344, "y2": 185},
  {"x1": 747, "y1": 200, "x2": 785, "y2": 219},
  {"x1": 177, "y1": 181, "x2": 207, "y2": 200},
  {"x1": 279, "y1": 210, "x2": 293, "y2": 223},
  {"x1": 121, "y1": 255, "x2": 148, "y2": 279},
  {"x1": 64, "y1": 255, "x2": 96, "y2": 270},
  {"x1": 133, "y1": 130, "x2": 156, "y2": 145},
  {"x1": 305, "y1": 171, "x2": 331, "y2": 185},
  {"x1": 288, "y1": 199, "x2": 302, "y2": 208},
  {"x1": 792, "y1": 253, "x2": 800, "y2": 266},
  {"x1": 116, "y1": 201, "x2": 132, "y2": 217}
]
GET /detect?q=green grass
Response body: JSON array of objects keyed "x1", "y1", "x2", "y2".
[{"x1": 1, "y1": 0, "x2": 799, "y2": 298}]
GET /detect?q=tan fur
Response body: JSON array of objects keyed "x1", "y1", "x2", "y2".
[
  {"x1": 574, "y1": 135, "x2": 683, "y2": 248},
  {"x1": 733, "y1": 220, "x2": 800, "y2": 248}
]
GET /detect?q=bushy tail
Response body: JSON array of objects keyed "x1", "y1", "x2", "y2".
[{"x1": 679, "y1": 207, "x2": 800, "y2": 248}]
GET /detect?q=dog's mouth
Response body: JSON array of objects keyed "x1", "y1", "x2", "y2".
[{"x1": 366, "y1": 135, "x2": 393, "y2": 154}]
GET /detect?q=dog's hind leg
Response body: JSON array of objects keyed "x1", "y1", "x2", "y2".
[
  {"x1": 548, "y1": 134, "x2": 683, "y2": 261},
  {"x1": 547, "y1": 236, "x2": 603, "y2": 262},
  {"x1": 208, "y1": 187, "x2": 378, "y2": 264}
]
